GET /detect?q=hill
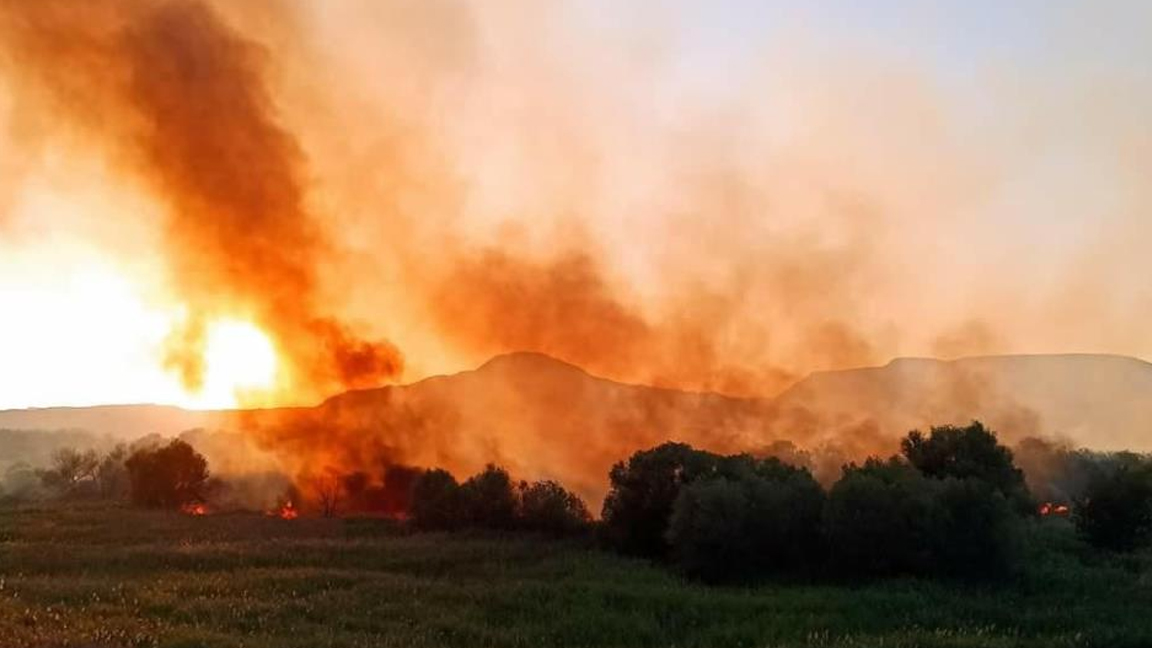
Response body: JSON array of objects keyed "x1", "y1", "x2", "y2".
[
  {"x1": 3, "y1": 351, "x2": 1152, "y2": 503},
  {"x1": 772, "y1": 353, "x2": 1152, "y2": 452}
]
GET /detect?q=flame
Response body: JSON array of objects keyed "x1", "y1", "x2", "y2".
[
  {"x1": 267, "y1": 500, "x2": 298, "y2": 520},
  {"x1": 180, "y1": 319, "x2": 279, "y2": 409},
  {"x1": 1039, "y1": 502, "x2": 1070, "y2": 516},
  {"x1": 181, "y1": 502, "x2": 207, "y2": 516}
]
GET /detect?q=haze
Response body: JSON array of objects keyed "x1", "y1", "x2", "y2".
[{"x1": 0, "y1": 0, "x2": 1149, "y2": 410}]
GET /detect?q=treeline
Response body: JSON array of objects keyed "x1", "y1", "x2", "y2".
[
  {"x1": 12, "y1": 420, "x2": 1152, "y2": 584},
  {"x1": 2, "y1": 438, "x2": 211, "y2": 508},
  {"x1": 405, "y1": 421, "x2": 1152, "y2": 583},
  {"x1": 408, "y1": 466, "x2": 591, "y2": 535}
]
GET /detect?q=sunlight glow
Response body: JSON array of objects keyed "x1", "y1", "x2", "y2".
[{"x1": 191, "y1": 320, "x2": 279, "y2": 410}]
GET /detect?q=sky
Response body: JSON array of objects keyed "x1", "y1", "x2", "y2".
[{"x1": 0, "y1": 0, "x2": 1149, "y2": 410}]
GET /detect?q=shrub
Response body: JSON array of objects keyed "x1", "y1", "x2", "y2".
[
  {"x1": 410, "y1": 468, "x2": 463, "y2": 531},
  {"x1": 460, "y1": 464, "x2": 519, "y2": 530},
  {"x1": 825, "y1": 457, "x2": 1020, "y2": 579},
  {"x1": 519, "y1": 480, "x2": 592, "y2": 536},
  {"x1": 901, "y1": 421, "x2": 1031, "y2": 511},
  {"x1": 667, "y1": 458, "x2": 825, "y2": 582},
  {"x1": 601, "y1": 443, "x2": 720, "y2": 556},
  {"x1": 928, "y1": 477, "x2": 1019, "y2": 578},
  {"x1": 379, "y1": 464, "x2": 421, "y2": 516},
  {"x1": 124, "y1": 439, "x2": 210, "y2": 508},
  {"x1": 1074, "y1": 463, "x2": 1152, "y2": 552},
  {"x1": 824, "y1": 458, "x2": 936, "y2": 577},
  {"x1": 95, "y1": 444, "x2": 130, "y2": 499},
  {"x1": 38, "y1": 447, "x2": 100, "y2": 497}
]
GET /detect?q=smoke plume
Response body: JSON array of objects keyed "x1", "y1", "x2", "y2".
[
  {"x1": 0, "y1": 0, "x2": 402, "y2": 401},
  {"x1": 2, "y1": 1, "x2": 1151, "y2": 505}
]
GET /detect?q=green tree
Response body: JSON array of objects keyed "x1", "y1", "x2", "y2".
[
  {"x1": 601, "y1": 442, "x2": 720, "y2": 557},
  {"x1": 901, "y1": 421, "x2": 1031, "y2": 511},
  {"x1": 824, "y1": 458, "x2": 936, "y2": 577},
  {"x1": 667, "y1": 458, "x2": 825, "y2": 582},
  {"x1": 1074, "y1": 462, "x2": 1152, "y2": 552}
]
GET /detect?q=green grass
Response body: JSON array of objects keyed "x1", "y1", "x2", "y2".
[{"x1": 1, "y1": 502, "x2": 1151, "y2": 647}]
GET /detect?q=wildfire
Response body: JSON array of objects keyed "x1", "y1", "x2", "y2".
[
  {"x1": 267, "y1": 500, "x2": 298, "y2": 520},
  {"x1": 181, "y1": 502, "x2": 207, "y2": 516},
  {"x1": 1039, "y1": 502, "x2": 1070, "y2": 516}
]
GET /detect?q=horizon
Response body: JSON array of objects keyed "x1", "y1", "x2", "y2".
[{"x1": 2, "y1": 348, "x2": 1149, "y2": 413}]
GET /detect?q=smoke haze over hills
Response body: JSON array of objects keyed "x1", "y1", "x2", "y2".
[
  {"x1": 3, "y1": 352, "x2": 1150, "y2": 504},
  {"x1": 0, "y1": 1, "x2": 1150, "y2": 411}
]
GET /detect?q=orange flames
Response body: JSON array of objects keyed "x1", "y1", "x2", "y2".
[
  {"x1": 1038, "y1": 502, "x2": 1070, "y2": 516},
  {"x1": 266, "y1": 500, "x2": 298, "y2": 520},
  {"x1": 181, "y1": 502, "x2": 207, "y2": 516}
]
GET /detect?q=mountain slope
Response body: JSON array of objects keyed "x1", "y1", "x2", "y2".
[
  {"x1": 3, "y1": 351, "x2": 1152, "y2": 504},
  {"x1": 772, "y1": 354, "x2": 1152, "y2": 450}
]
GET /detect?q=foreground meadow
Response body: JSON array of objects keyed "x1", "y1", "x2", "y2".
[{"x1": 1, "y1": 502, "x2": 1151, "y2": 648}]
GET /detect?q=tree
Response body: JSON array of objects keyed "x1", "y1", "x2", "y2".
[
  {"x1": 928, "y1": 477, "x2": 1018, "y2": 578},
  {"x1": 1073, "y1": 462, "x2": 1152, "y2": 552},
  {"x1": 601, "y1": 443, "x2": 720, "y2": 557},
  {"x1": 382, "y1": 464, "x2": 421, "y2": 516},
  {"x1": 519, "y1": 480, "x2": 592, "y2": 536},
  {"x1": 309, "y1": 468, "x2": 345, "y2": 518},
  {"x1": 95, "y1": 444, "x2": 130, "y2": 499},
  {"x1": 901, "y1": 421, "x2": 1031, "y2": 511},
  {"x1": 825, "y1": 456, "x2": 1020, "y2": 580},
  {"x1": 666, "y1": 459, "x2": 825, "y2": 582},
  {"x1": 460, "y1": 464, "x2": 519, "y2": 530},
  {"x1": 124, "y1": 439, "x2": 210, "y2": 508},
  {"x1": 410, "y1": 468, "x2": 463, "y2": 531},
  {"x1": 824, "y1": 458, "x2": 938, "y2": 577},
  {"x1": 38, "y1": 448, "x2": 100, "y2": 496}
]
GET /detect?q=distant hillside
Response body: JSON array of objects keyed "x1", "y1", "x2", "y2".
[
  {"x1": 772, "y1": 354, "x2": 1152, "y2": 451},
  {"x1": 239, "y1": 352, "x2": 773, "y2": 502},
  {"x1": 0, "y1": 404, "x2": 213, "y2": 440},
  {"x1": 2, "y1": 351, "x2": 1151, "y2": 504}
]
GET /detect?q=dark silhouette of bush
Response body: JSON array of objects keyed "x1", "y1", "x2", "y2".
[
  {"x1": 1073, "y1": 461, "x2": 1152, "y2": 552},
  {"x1": 901, "y1": 421, "x2": 1031, "y2": 511},
  {"x1": 824, "y1": 458, "x2": 937, "y2": 577},
  {"x1": 825, "y1": 457, "x2": 1020, "y2": 579},
  {"x1": 601, "y1": 442, "x2": 720, "y2": 556},
  {"x1": 928, "y1": 477, "x2": 1019, "y2": 578},
  {"x1": 666, "y1": 458, "x2": 825, "y2": 582},
  {"x1": 124, "y1": 439, "x2": 210, "y2": 508},
  {"x1": 519, "y1": 479, "x2": 592, "y2": 536},
  {"x1": 382, "y1": 464, "x2": 421, "y2": 516},
  {"x1": 460, "y1": 464, "x2": 519, "y2": 530},
  {"x1": 410, "y1": 468, "x2": 463, "y2": 531}
]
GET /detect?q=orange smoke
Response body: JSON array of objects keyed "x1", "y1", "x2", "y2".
[{"x1": 0, "y1": 0, "x2": 401, "y2": 402}]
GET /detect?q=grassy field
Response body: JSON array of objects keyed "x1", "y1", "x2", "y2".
[{"x1": 1, "y1": 503, "x2": 1152, "y2": 647}]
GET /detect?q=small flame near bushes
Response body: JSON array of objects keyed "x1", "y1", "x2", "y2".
[{"x1": 180, "y1": 502, "x2": 207, "y2": 516}]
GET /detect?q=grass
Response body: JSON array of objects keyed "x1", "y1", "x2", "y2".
[{"x1": 1, "y1": 503, "x2": 1152, "y2": 647}]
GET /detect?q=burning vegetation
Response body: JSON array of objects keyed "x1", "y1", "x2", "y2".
[{"x1": 23, "y1": 417, "x2": 1152, "y2": 587}]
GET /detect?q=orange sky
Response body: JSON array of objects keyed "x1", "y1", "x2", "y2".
[{"x1": 0, "y1": 0, "x2": 1149, "y2": 409}]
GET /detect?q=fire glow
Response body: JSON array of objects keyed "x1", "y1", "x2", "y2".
[
  {"x1": 266, "y1": 501, "x2": 298, "y2": 520},
  {"x1": 181, "y1": 502, "x2": 207, "y2": 516},
  {"x1": 1039, "y1": 503, "x2": 1070, "y2": 517}
]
